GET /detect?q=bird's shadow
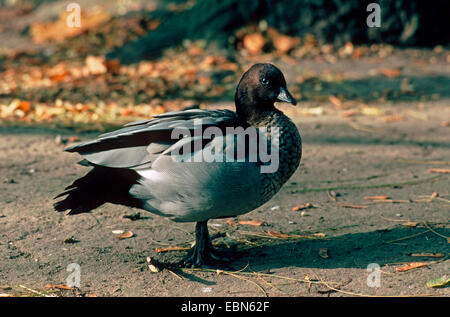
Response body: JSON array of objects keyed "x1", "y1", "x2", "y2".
[{"x1": 228, "y1": 226, "x2": 449, "y2": 271}]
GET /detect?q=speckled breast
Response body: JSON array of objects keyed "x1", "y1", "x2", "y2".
[{"x1": 256, "y1": 111, "x2": 302, "y2": 204}]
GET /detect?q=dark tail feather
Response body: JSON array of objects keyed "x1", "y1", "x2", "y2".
[{"x1": 54, "y1": 167, "x2": 142, "y2": 215}]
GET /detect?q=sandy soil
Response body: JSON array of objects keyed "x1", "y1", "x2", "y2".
[{"x1": 0, "y1": 100, "x2": 449, "y2": 297}]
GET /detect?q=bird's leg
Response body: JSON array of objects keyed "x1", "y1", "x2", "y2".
[{"x1": 183, "y1": 221, "x2": 229, "y2": 267}]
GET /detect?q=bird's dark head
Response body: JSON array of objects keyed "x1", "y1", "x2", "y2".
[{"x1": 235, "y1": 63, "x2": 296, "y2": 120}]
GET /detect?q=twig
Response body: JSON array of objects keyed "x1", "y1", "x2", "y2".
[
  {"x1": 379, "y1": 215, "x2": 412, "y2": 222},
  {"x1": 18, "y1": 285, "x2": 55, "y2": 297},
  {"x1": 167, "y1": 269, "x2": 184, "y2": 280},
  {"x1": 383, "y1": 229, "x2": 431, "y2": 244},
  {"x1": 310, "y1": 272, "x2": 438, "y2": 297},
  {"x1": 423, "y1": 222, "x2": 449, "y2": 240},
  {"x1": 368, "y1": 199, "x2": 411, "y2": 204},
  {"x1": 215, "y1": 270, "x2": 268, "y2": 297},
  {"x1": 393, "y1": 159, "x2": 450, "y2": 165}
]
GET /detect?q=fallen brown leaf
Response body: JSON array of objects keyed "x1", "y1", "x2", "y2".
[
  {"x1": 238, "y1": 220, "x2": 264, "y2": 226},
  {"x1": 105, "y1": 59, "x2": 121, "y2": 74},
  {"x1": 267, "y1": 27, "x2": 300, "y2": 54},
  {"x1": 267, "y1": 230, "x2": 289, "y2": 239},
  {"x1": 31, "y1": 9, "x2": 110, "y2": 43},
  {"x1": 85, "y1": 56, "x2": 107, "y2": 75},
  {"x1": 340, "y1": 109, "x2": 360, "y2": 118},
  {"x1": 45, "y1": 284, "x2": 74, "y2": 290},
  {"x1": 146, "y1": 256, "x2": 162, "y2": 272},
  {"x1": 430, "y1": 168, "x2": 450, "y2": 174},
  {"x1": 226, "y1": 219, "x2": 237, "y2": 226},
  {"x1": 380, "y1": 68, "x2": 401, "y2": 78},
  {"x1": 395, "y1": 262, "x2": 429, "y2": 272},
  {"x1": 364, "y1": 196, "x2": 390, "y2": 200},
  {"x1": 291, "y1": 203, "x2": 313, "y2": 211},
  {"x1": 360, "y1": 106, "x2": 386, "y2": 116},
  {"x1": 328, "y1": 95, "x2": 342, "y2": 108},
  {"x1": 381, "y1": 115, "x2": 404, "y2": 123},
  {"x1": 402, "y1": 221, "x2": 418, "y2": 227},
  {"x1": 243, "y1": 32, "x2": 265, "y2": 55},
  {"x1": 115, "y1": 231, "x2": 134, "y2": 240}
]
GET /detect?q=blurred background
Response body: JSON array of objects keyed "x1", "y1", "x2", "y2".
[{"x1": 0, "y1": 0, "x2": 449, "y2": 128}]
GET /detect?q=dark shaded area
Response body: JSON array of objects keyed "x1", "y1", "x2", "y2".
[
  {"x1": 241, "y1": 227, "x2": 449, "y2": 269},
  {"x1": 108, "y1": 0, "x2": 450, "y2": 64}
]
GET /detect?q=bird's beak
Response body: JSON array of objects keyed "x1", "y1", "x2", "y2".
[{"x1": 277, "y1": 86, "x2": 297, "y2": 105}]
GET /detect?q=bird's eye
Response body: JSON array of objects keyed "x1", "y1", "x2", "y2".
[{"x1": 261, "y1": 77, "x2": 269, "y2": 85}]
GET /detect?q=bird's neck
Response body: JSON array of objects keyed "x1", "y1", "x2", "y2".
[{"x1": 235, "y1": 100, "x2": 279, "y2": 126}]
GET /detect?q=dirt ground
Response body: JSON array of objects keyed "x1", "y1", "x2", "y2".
[
  {"x1": 0, "y1": 99, "x2": 449, "y2": 297},
  {"x1": 0, "y1": 0, "x2": 448, "y2": 297}
]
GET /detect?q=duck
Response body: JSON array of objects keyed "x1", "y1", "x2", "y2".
[{"x1": 54, "y1": 63, "x2": 302, "y2": 267}]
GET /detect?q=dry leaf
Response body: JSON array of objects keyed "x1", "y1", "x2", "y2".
[
  {"x1": 328, "y1": 95, "x2": 342, "y2": 108},
  {"x1": 299, "y1": 106, "x2": 324, "y2": 116},
  {"x1": 267, "y1": 230, "x2": 289, "y2": 239},
  {"x1": 146, "y1": 256, "x2": 161, "y2": 272},
  {"x1": 364, "y1": 196, "x2": 390, "y2": 200},
  {"x1": 155, "y1": 246, "x2": 190, "y2": 253},
  {"x1": 380, "y1": 68, "x2": 401, "y2": 78},
  {"x1": 381, "y1": 115, "x2": 404, "y2": 123},
  {"x1": 360, "y1": 106, "x2": 386, "y2": 116},
  {"x1": 148, "y1": 264, "x2": 160, "y2": 273},
  {"x1": 68, "y1": 136, "x2": 80, "y2": 142},
  {"x1": 402, "y1": 221, "x2": 418, "y2": 227},
  {"x1": 226, "y1": 219, "x2": 237, "y2": 226},
  {"x1": 267, "y1": 28, "x2": 300, "y2": 54},
  {"x1": 85, "y1": 56, "x2": 107, "y2": 75},
  {"x1": 238, "y1": 220, "x2": 264, "y2": 226},
  {"x1": 340, "y1": 109, "x2": 360, "y2": 118},
  {"x1": 243, "y1": 32, "x2": 265, "y2": 54},
  {"x1": 116, "y1": 231, "x2": 134, "y2": 239},
  {"x1": 31, "y1": 9, "x2": 110, "y2": 43},
  {"x1": 352, "y1": 47, "x2": 365, "y2": 59},
  {"x1": 318, "y1": 248, "x2": 329, "y2": 259},
  {"x1": 45, "y1": 284, "x2": 74, "y2": 290},
  {"x1": 105, "y1": 59, "x2": 121, "y2": 74},
  {"x1": 426, "y1": 276, "x2": 450, "y2": 288},
  {"x1": 17, "y1": 101, "x2": 31, "y2": 112},
  {"x1": 430, "y1": 168, "x2": 450, "y2": 174},
  {"x1": 395, "y1": 262, "x2": 429, "y2": 272},
  {"x1": 291, "y1": 203, "x2": 313, "y2": 211}
]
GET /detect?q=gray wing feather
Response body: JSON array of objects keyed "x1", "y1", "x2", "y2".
[{"x1": 65, "y1": 109, "x2": 239, "y2": 169}]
